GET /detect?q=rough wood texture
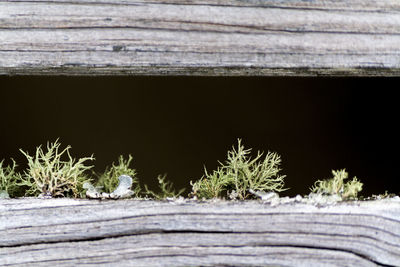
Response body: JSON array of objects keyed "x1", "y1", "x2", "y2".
[
  {"x1": 1, "y1": 0, "x2": 400, "y2": 76},
  {"x1": 1, "y1": 198, "x2": 400, "y2": 266}
]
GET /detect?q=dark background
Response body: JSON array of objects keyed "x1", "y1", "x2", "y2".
[{"x1": 0, "y1": 76, "x2": 398, "y2": 196}]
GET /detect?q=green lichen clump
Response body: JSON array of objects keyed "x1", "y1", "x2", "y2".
[
  {"x1": 19, "y1": 140, "x2": 94, "y2": 198},
  {"x1": 191, "y1": 139, "x2": 286, "y2": 200},
  {"x1": 1, "y1": 139, "x2": 392, "y2": 201},
  {"x1": 310, "y1": 169, "x2": 363, "y2": 199},
  {"x1": 96, "y1": 154, "x2": 140, "y2": 196},
  {"x1": 144, "y1": 174, "x2": 185, "y2": 199},
  {"x1": 190, "y1": 168, "x2": 230, "y2": 199},
  {"x1": 0, "y1": 159, "x2": 22, "y2": 198},
  {"x1": 0, "y1": 140, "x2": 185, "y2": 199}
]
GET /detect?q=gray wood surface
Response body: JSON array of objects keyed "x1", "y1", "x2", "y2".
[
  {"x1": 1, "y1": 198, "x2": 400, "y2": 266},
  {"x1": 1, "y1": 0, "x2": 400, "y2": 76}
]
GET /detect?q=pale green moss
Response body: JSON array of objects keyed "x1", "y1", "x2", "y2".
[
  {"x1": 19, "y1": 140, "x2": 94, "y2": 198},
  {"x1": 0, "y1": 159, "x2": 23, "y2": 198},
  {"x1": 144, "y1": 174, "x2": 185, "y2": 199},
  {"x1": 310, "y1": 169, "x2": 363, "y2": 199},
  {"x1": 190, "y1": 167, "x2": 231, "y2": 199},
  {"x1": 96, "y1": 155, "x2": 140, "y2": 196},
  {"x1": 191, "y1": 139, "x2": 286, "y2": 200},
  {"x1": 0, "y1": 140, "x2": 388, "y2": 201}
]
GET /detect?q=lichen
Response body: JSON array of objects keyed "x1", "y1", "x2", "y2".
[
  {"x1": 144, "y1": 174, "x2": 185, "y2": 199},
  {"x1": 96, "y1": 154, "x2": 140, "y2": 196},
  {"x1": 310, "y1": 169, "x2": 363, "y2": 200},
  {"x1": 0, "y1": 159, "x2": 22, "y2": 198},
  {"x1": 190, "y1": 139, "x2": 287, "y2": 200},
  {"x1": 19, "y1": 139, "x2": 94, "y2": 198}
]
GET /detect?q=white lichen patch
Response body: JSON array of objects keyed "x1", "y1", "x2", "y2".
[{"x1": 84, "y1": 175, "x2": 134, "y2": 199}]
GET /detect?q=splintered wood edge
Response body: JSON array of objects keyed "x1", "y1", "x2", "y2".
[
  {"x1": 1, "y1": 198, "x2": 399, "y2": 266},
  {"x1": 1, "y1": 0, "x2": 400, "y2": 76}
]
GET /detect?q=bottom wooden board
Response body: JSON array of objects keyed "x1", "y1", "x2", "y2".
[{"x1": 1, "y1": 198, "x2": 399, "y2": 266}]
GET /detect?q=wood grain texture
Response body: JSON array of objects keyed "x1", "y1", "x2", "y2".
[
  {"x1": 1, "y1": 198, "x2": 400, "y2": 266},
  {"x1": 1, "y1": 0, "x2": 400, "y2": 76}
]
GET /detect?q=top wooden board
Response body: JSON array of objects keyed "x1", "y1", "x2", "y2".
[{"x1": 1, "y1": 0, "x2": 400, "y2": 76}]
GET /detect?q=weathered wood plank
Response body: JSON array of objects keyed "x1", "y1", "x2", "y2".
[
  {"x1": 1, "y1": 0, "x2": 400, "y2": 76},
  {"x1": 1, "y1": 198, "x2": 400, "y2": 266}
]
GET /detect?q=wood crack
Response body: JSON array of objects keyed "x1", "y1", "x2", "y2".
[
  {"x1": 1, "y1": 24, "x2": 400, "y2": 37},
  {"x1": 1, "y1": 235, "x2": 395, "y2": 266},
  {"x1": 3, "y1": 0, "x2": 400, "y2": 14},
  {"x1": 2, "y1": 199, "x2": 400, "y2": 265}
]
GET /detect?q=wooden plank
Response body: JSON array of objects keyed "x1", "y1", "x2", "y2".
[
  {"x1": 1, "y1": 198, "x2": 400, "y2": 266},
  {"x1": 1, "y1": 0, "x2": 400, "y2": 76}
]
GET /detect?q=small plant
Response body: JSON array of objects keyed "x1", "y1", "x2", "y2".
[
  {"x1": 1, "y1": 140, "x2": 388, "y2": 202},
  {"x1": 191, "y1": 139, "x2": 286, "y2": 200},
  {"x1": 377, "y1": 191, "x2": 396, "y2": 199},
  {"x1": 0, "y1": 159, "x2": 23, "y2": 198},
  {"x1": 190, "y1": 168, "x2": 231, "y2": 199},
  {"x1": 19, "y1": 140, "x2": 94, "y2": 198},
  {"x1": 368, "y1": 191, "x2": 397, "y2": 200},
  {"x1": 310, "y1": 169, "x2": 363, "y2": 199},
  {"x1": 85, "y1": 175, "x2": 135, "y2": 199},
  {"x1": 96, "y1": 155, "x2": 140, "y2": 196},
  {"x1": 144, "y1": 174, "x2": 185, "y2": 199}
]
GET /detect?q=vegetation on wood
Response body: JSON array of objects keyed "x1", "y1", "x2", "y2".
[
  {"x1": 190, "y1": 139, "x2": 286, "y2": 200},
  {"x1": 19, "y1": 140, "x2": 94, "y2": 198},
  {"x1": 369, "y1": 191, "x2": 397, "y2": 200},
  {"x1": 96, "y1": 154, "x2": 140, "y2": 196},
  {"x1": 144, "y1": 174, "x2": 185, "y2": 199},
  {"x1": 190, "y1": 168, "x2": 231, "y2": 199},
  {"x1": 0, "y1": 159, "x2": 22, "y2": 198},
  {"x1": 0, "y1": 139, "x2": 395, "y2": 200},
  {"x1": 310, "y1": 169, "x2": 363, "y2": 199}
]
